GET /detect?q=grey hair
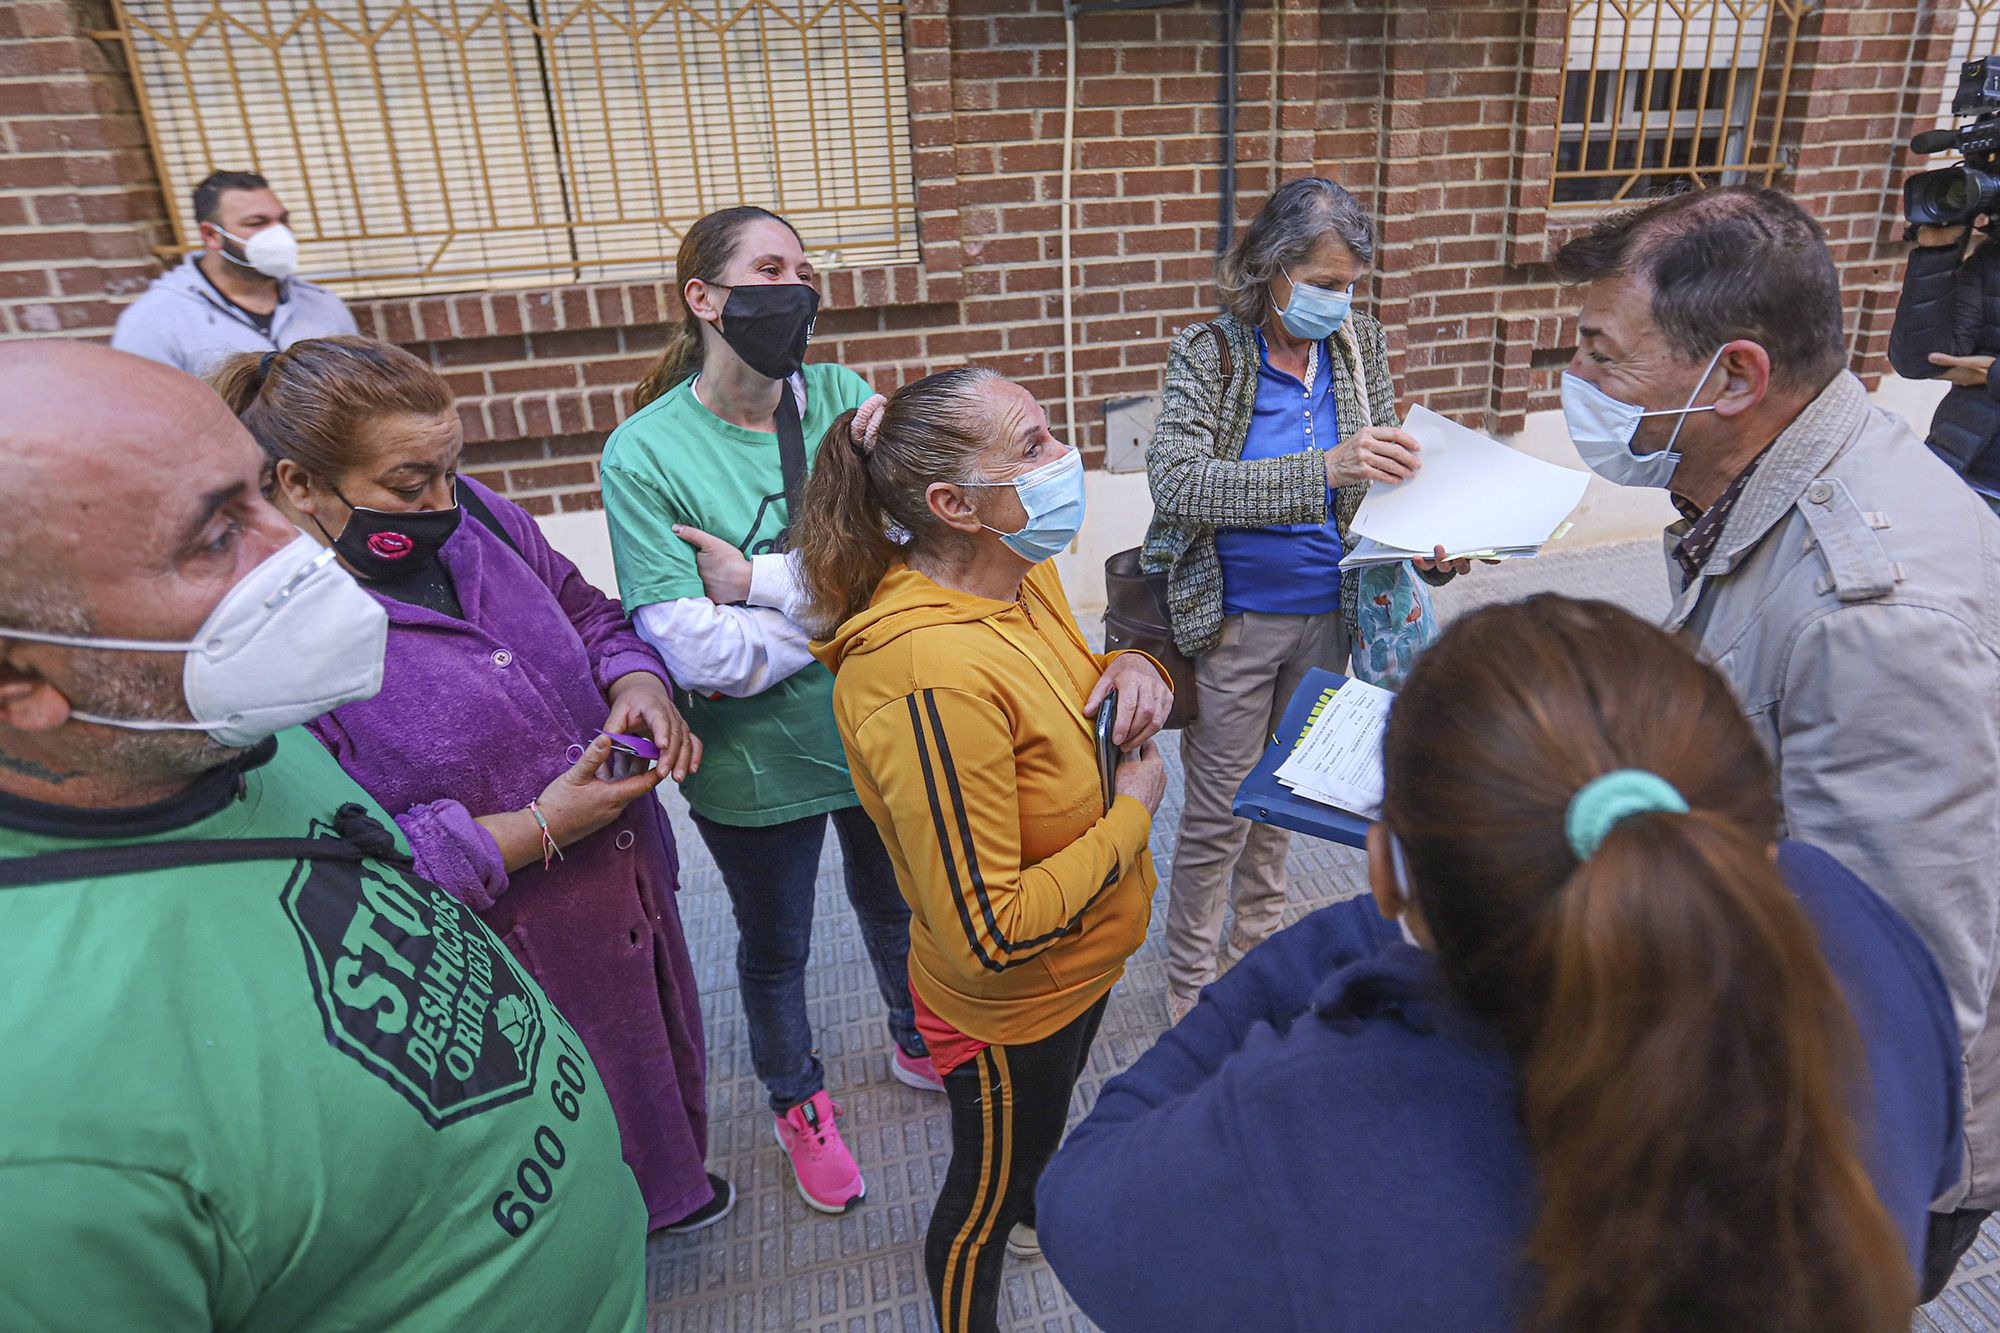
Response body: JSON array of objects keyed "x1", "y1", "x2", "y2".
[
  {"x1": 791, "y1": 365, "x2": 1006, "y2": 635},
  {"x1": 862, "y1": 365, "x2": 1010, "y2": 540},
  {"x1": 1552, "y1": 186, "x2": 1847, "y2": 391},
  {"x1": 1218, "y1": 178, "x2": 1376, "y2": 325}
]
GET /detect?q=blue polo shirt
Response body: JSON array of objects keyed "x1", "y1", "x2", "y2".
[{"x1": 1214, "y1": 332, "x2": 1344, "y2": 617}]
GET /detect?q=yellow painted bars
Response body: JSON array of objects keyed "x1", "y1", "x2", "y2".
[
  {"x1": 1552, "y1": 0, "x2": 1804, "y2": 206},
  {"x1": 112, "y1": 0, "x2": 918, "y2": 297}
]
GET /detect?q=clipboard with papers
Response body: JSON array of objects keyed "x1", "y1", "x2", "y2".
[{"x1": 1230, "y1": 669, "x2": 1390, "y2": 849}]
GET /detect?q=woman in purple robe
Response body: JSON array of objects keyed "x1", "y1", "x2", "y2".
[{"x1": 213, "y1": 336, "x2": 730, "y2": 1235}]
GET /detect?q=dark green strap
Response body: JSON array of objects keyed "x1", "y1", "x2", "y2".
[
  {"x1": 0, "y1": 803, "x2": 414, "y2": 889},
  {"x1": 0, "y1": 838, "x2": 366, "y2": 888}
]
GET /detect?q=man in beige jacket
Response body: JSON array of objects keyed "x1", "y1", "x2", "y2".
[{"x1": 1555, "y1": 186, "x2": 2000, "y2": 1298}]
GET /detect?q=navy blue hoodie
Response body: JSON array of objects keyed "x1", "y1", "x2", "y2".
[{"x1": 1038, "y1": 842, "x2": 1963, "y2": 1331}]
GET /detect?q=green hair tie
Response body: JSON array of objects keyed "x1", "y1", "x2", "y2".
[{"x1": 1564, "y1": 769, "x2": 1688, "y2": 861}]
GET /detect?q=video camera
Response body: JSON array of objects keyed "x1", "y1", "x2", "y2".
[{"x1": 1907, "y1": 57, "x2": 2000, "y2": 231}]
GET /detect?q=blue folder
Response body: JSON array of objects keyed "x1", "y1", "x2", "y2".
[{"x1": 1230, "y1": 667, "x2": 1374, "y2": 849}]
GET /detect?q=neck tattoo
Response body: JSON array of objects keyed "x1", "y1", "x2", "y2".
[{"x1": 0, "y1": 750, "x2": 81, "y2": 785}]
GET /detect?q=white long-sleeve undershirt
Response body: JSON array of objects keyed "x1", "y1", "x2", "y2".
[{"x1": 631, "y1": 552, "x2": 813, "y2": 698}]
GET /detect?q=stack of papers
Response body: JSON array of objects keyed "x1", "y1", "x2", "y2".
[
  {"x1": 1272, "y1": 677, "x2": 1394, "y2": 818},
  {"x1": 1338, "y1": 405, "x2": 1589, "y2": 570}
]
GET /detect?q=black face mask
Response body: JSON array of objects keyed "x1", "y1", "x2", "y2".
[
  {"x1": 710, "y1": 282, "x2": 820, "y2": 380},
  {"x1": 319, "y1": 485, "x2": 464, "y2": 582}
]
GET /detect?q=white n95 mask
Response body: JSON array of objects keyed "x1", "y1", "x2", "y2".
[
  {"x1": 220, "y1": 223, "x2": 301, "y2": 280},
  {"x1": 1, "y1": 533, "x2": 388, "y2": 747},
  {"x1": 1560, "y1": 345, "x2": 1727, "y2": 489}
]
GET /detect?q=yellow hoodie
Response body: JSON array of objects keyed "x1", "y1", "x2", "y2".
[{"x1": 812, "y1": 560, "x2": 1161, "y2": 1047}]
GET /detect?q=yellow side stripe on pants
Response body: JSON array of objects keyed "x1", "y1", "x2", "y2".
[{"x1": 942, "y1": 1046, "x2": 1015, "y2": 1332}]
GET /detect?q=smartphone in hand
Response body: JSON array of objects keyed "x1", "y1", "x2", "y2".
[{"x1": 1095, "y1": 689, "x2": 1119, "y2": 812}]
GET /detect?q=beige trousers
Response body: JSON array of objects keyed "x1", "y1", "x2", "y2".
[{"x1": 1163, "y1": 610, "x2": 1350, "y2": 998}]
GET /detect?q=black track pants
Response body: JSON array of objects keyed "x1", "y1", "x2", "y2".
[{"x1": 924, "y1": 996, "x2": 1108, "y2": 1333}]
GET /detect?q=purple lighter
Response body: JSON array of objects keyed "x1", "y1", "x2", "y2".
[
  {"x1": 597, "y1": 729, "x2": 660, "y2": 760},
  {"x1": 597, "y1": 730, "x2": 658, "y2": 780},
  {"x1": 566, "y1": 730, "x2": 660, "y2": 780}
]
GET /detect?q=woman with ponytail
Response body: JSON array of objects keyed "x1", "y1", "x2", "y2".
[
  {"x1": 600, "y1": 206, "x2": 932, "y2": 1214},
  {"x1": 789, "y1": 368, "x2": 1173, "y2": 1333},
  {"x1": 1038, "y1": 594, "x2": 1963, "y2": 1331}
]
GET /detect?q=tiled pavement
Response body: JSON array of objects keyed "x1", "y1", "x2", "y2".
[{"x1": 639, "y1": 538, "x2": 1997, "y2": 1331}]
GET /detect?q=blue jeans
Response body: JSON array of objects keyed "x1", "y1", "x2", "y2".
[{"x1": 692, "y1": 804, "x2": 923, "y2": 1113}]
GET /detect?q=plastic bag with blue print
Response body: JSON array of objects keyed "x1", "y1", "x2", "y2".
[{"x1": 1335, "y1": 320, "x2": 1439, "y2": 690}]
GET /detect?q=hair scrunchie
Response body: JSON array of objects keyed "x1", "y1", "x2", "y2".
[
  {"x1": 1564, "y1": 769, "x2": 1688, "y2": 861},
  {"x1": 259, "y1": 349, "x2": 280, "y2": 376},
  {"x1": 851, "y1": 393, "x2": 889, "y2": 453}
]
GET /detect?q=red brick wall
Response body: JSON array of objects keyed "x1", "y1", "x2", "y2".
[
  {"x1": 0, "y1": 0, "x2": 1956, "y2": 514},
  {"x1": 1790, "y1": 2, "x2": 1965, "y2": 378},
  {"x1": 1331, "y1": 0, "x2": 1957, "y2": 436},
  {"x1": 0, "y1": 0, "x2": 170, "y2": 338}
]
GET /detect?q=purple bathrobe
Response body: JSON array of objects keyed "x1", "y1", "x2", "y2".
[{"x1": 308, "y1": 477, "x2": 709, "y2": 1228}]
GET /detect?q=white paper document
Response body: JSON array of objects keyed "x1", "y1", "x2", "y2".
[
  {"x1": 1273, "y1": 678, "x2": 1394, "y2": 819},
  {"x1": 1339, "y1": 405, "x2": 1589, "y2": 569},
  {"x1": 1339, "y1": 534, "x2": 1555, "y2": 569}
]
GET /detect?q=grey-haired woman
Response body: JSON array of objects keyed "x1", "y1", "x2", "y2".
[{"x1": 1143, "y1": 177, "x2": 1466, "y2": 1022}]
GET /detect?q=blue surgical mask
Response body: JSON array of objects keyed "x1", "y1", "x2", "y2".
[
  {"x1": 959, "y1": 447, "x2": 1087, "y2": 564},
  {"x1": 1559, "y1": 345, "x2": 1727, "y2": 489},
  {"x1": 1275, "y1": 267, "x2": 1353, "y2": 341}
]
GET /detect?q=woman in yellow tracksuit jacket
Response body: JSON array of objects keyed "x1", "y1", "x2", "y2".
[{"x1": 791, "y1": 366, "x2": 1173, "y2": 1333}]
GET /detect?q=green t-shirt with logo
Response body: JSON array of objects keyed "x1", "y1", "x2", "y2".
[
  {"x1": 600, "y1": 361, "x2": 873, "y2": 826},
  {"x1": 0, "y1": 731, "x2": 647, "y2": 1332}
]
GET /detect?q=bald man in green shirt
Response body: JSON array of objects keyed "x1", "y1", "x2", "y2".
[{"x1": 0, "y1": 342, "x2": 647, "y2": 1331}]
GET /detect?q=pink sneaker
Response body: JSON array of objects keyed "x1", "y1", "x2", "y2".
[
  {"x1": 892, "y1": 1047, "x2": 945, "y2": 1093},
  {"x1": 773, "y1": 1091, "x2": 865, "y2": 1213}
]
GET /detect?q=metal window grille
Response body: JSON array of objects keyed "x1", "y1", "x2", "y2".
[
  {"x1": 1552, "y1": 0, "x2": 1804, "y2": 207},
  {"x1": 111, "y1": 0, "x2": 918, "y2": 298},
  {"x1": 1943, "y1": 1, "x2": 2000, "y2": 117}
]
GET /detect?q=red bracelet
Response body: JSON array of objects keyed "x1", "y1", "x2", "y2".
[{"x1": 527, "y1": 799, "x2": 563, "y2": 870}]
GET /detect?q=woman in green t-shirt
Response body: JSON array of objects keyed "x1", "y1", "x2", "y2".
[{"x1": 600, "y1": 206, "x2": 935, "y2": 1215}]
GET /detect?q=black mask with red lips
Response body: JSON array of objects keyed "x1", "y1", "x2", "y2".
[{"x1": 318, "y1": 484, "x2": 465, "y2": 582}]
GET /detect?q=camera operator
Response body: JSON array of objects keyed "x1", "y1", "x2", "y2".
[
  {"x1": 1890, "y1": 57, "x2": 2000, "y2": 515},
  {"x1": 1888, "y1": 219, "x2": 2000, "y2": 515}
]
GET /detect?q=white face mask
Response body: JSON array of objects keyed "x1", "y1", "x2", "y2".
[
  {"x1": 0, "y1": 534, "x2": 388, "y2": 747},
  {"x1": 1388, "y1": 833, "x2": 1424, "y2": 950},
  {"x1": 218, "y1": 222, "x2": 301, "y2": 280},
  {"x1": 1559, "y1": 345, "x2": 1727, "y2": 489}
]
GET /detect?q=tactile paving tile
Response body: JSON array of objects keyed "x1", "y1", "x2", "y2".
[
  {"x1": 1919, "y1": 1219, "x2": 2000, "y2": 1332},
  {"x1": 641, "y1": 538, "x2": 1972, "y2": 1330}
]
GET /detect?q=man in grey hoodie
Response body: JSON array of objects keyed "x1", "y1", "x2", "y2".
[{"x1": 111, "y1": 171, "x2": 357, "y2": 378}]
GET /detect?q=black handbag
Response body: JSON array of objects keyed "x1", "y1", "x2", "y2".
[
  {"x1": 1102, "y1": 547, "x2": 1196, "y2": 729},
  {"x1": 1097, "y1": 321, "x2": 1234, "y2": 731}
]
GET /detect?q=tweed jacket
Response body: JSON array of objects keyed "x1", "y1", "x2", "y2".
[{"x1": 1139, "y1": 311, "x2": 1407, "y2": 658}]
